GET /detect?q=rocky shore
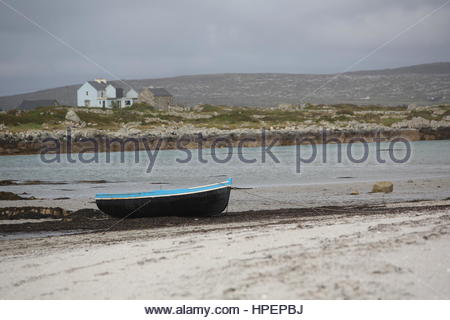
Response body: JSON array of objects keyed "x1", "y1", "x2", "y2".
[
  {"x1": 1, "y1": 104, "x2": 449, "y2": 155},
  {"x1": 1, "y1": 125, "x2": 449, "y2": 156}
]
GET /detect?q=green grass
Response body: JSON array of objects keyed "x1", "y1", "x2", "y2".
[
  {"x1": 77, "y1": 111, "x2": 116, "y2": 129},
  {"x1": 198, "y1": 104, "x2": 226, "y2": 113},
  {"x1": 260, "y1": 111, "x2": 304, "y2": 123},
  {"x1": 127, "y1": 102, "x2": 155, "y2": 112},
  {"x1": 333, "y1": 115, "x2": 352, "y2": 122},
  {"x1": 407, "y1": 109, "x2": 436, "y2": 120},
  {"x1": 154, "y1": 112, "x2": 184, "y2": 122},
  {"x1": 332, "y1": 103, "x2": 407, "y2": 112},
  {"x1": 0, "y1": 107, "x2": 67, "y2": 126},
  {"x1": 441, "y1": 110, "x2": 450, "y2": 118},
  {"x1": 437, "y1": 105, "x2": 450, "y2": 111},
  {"x1": 381, "y1": 118, "x2": 403, "y2": 127},
  {"x1": 8, "y1": 123, "x2": 43, "y2": 132},
  {"x1": 188, "y1": 108, "x2": 260, "y2": 129},
  {"x1": 207, "y1": 110, "x2": 257, "y2": 124},
  {"x1": 355, "y1": 113, "x2": 381, "y2": 123},
  {"x1": 336, "y1": 109, "x2": 354, "y2": 116}
]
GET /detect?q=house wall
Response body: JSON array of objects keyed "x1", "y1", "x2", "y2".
[
  {"x1": 154, "y1": 96, "x2": 173, "y2": 110},
  {"x1": 119, "y1": 98, "x2": 132, "y2": 108},
  {"x1": 137, "y1": 88, "x2": 155, "y2": 106},
  {"x1": 78, "y1": 82, "x2": 137, "y2": 108},
  {"x1": 105, "y1": 85, "x2": 117, "y2": 99},
  {"x1": 121, "y1": 89, "x2": 138, "y2": 107},
  {"x1": 77, "y1": 82, "x2": 101, "y2": 107},
  {"x1": 137, "y1": 88, "x2": 172, "y2": 110},
  {"x1": 126, "y1": 89, "x2": 138, "y2": 99}
]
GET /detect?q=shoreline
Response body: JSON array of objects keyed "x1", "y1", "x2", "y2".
[
  {"x1": 2, "y1": 175, "x2": 450, "y2": 213},
  {"x1": 2, "y1": 175, "x2": 450, "y2": 234}
]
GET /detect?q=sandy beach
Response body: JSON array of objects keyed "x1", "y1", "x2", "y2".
[
  {"x1": 0, "y1": 201, "x2": 449, "y2": 299},
  {"x1": 1, "y1": 176, "x2": 449, "y2": 299}
]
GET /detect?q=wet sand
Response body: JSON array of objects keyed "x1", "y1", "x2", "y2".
[{"x1": 1, "y1": 176, "x2": 450, "y2": 213}]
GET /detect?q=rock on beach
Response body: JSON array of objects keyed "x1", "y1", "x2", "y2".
[{"x1": 372, "y1": 181, "x2": 394, "y2": 193}]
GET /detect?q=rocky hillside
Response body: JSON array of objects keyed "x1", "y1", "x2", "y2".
[{"x1": 1, "y1": 62, "x2": 450, "y2": 110}]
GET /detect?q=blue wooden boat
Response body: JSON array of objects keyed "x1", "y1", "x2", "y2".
[{"x1": 95, "y1": 178, "x2": 232, "y2": 218}]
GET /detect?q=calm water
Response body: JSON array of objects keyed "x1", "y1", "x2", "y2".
[{"x1": 0, "y1": 140, "x2": 449, "y2": 199}]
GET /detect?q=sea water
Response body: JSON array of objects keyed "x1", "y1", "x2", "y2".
[{"x1": 0, "y1": 140, "x2": 449, "y2": 199}]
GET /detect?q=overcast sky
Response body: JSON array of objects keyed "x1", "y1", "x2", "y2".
[{"x1": 0, "y1": 0, "x2": 449, "y2": 95}]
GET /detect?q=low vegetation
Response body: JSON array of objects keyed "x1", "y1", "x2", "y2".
[{"x1": 0, "y1": 103, "x2": 448, "y2": 132}]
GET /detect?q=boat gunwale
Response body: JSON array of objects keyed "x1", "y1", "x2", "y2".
[{"x1": 95, "y1": 179, "x2": 232, "y2": 200}]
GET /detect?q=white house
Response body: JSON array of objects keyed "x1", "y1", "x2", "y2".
[{"x1": 77, "y1": 79, "x2": 138, "y2": 108}]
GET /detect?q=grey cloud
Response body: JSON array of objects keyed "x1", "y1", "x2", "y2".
[{"x1": 0, "y1": 0, "x2": 449, "y2": 95}]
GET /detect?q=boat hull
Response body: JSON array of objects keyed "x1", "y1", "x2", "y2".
[{"x1": 96, "y1": 186, "x2": 231, "y2": 218}]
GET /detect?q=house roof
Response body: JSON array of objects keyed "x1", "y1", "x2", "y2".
[
  {"x1": 88, "y1": 81, "x2": 108, "y2": 90},
  {"x1": 148, "y1": 88, "x2": 172, "y2": 97},
  {"x1": 85, "y1": 80, "x2": 137, "y2": 97},
  {"x1": 107, "y1": 81, "x2": 137, "y2": 96},
  {"x1": 18, "y1": 99, "x2": 59, "y2": 110}
]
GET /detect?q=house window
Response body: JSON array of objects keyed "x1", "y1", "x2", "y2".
[
  {"x1": 125, "y1": 100, "x2": 131, "y2": 106},
  {"x1": 86, "y1": 91, "x2": 89, "y2": 96}
]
